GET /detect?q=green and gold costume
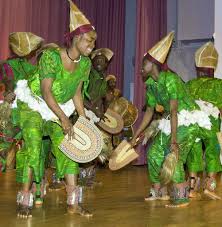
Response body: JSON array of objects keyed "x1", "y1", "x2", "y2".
[{"x1": 14, "y1": 48, "x2": 91, "y2": 183}]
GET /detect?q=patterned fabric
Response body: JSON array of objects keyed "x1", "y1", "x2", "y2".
[
  {"x1": 186, "y1": 77, "x2": 222, "y2": 109},
  {"x1": 145, "y1": 71, "x2": 197, "y2": 112},
  {"x1": 145, "y1": 71, "x2": 221, "y2": 185},
  {"x1": 86, "y1": 68, "x2": 107, "y2": 101},
  {"x1": 29, "y1": 48, "x2": 91, "y2": 103},
  {"x1": 14, "y1": 48, "x2": 90, "y2": 183}
]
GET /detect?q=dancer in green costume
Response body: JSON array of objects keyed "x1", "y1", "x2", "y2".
[
  {"x1": 186, "y1": 42, "x2": 222, "y2": 199},
  {"x1": 0, "y1": 32, "x2": 52, "y2": 204},
  {"x1": 14, "y1": 1, "x2": 97, "y2": 218},
  {"x1": 131, "y1": 32, "x2": 219, "y2": 207}
]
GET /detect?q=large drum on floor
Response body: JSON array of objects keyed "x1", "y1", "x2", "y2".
[{"x1": 59, "y1": 116, "x2": 103, "y2": 163}]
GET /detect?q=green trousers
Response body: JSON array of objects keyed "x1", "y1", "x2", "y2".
[
  {"x1": 15, "y1": 101, "x2": 79, "y2": 183},
  {"x1": 186, "y1": 117, "x2": 221, "y2": 173}
]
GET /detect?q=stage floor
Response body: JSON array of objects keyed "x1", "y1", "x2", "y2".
[{"x1": 1, "y1": 166, "x2": 222, "y2": 227}]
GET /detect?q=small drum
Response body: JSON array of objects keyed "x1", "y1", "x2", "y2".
[
  {"x1": 109, "y1": 140, "x2": 139, "y2": 171},
  {"x1": 97, "y1": 108, "x2": 124, "y2": 134},
  {"x1": 59, "y1": 116, "x2": 103, "y2": 163},
  {"x1": 109, "y1": 97, "x2": 128, "y2": 116},
  {"x1": 109, "y1": 97, "x2": 138, "y2": 127},
  {"x1": 122, "y1": 102, "x2": 138, "y2": 127}
]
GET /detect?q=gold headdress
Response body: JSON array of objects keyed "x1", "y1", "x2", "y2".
[{"x1": 9, "y1": 32, "x2": 44, "y2": 57}]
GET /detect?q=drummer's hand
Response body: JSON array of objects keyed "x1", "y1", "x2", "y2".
[{"x1": 61, "y1": 116, "x2": 74, "y2": 140}]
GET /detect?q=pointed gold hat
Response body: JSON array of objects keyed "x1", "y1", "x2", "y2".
[
  {"x1": 91, "y1": 48, "x2": 114, "y2": 61},
  {"x1": 68, "y1": 0, "x2": 94, "y2": 35},
  {"x1": 9, "y1": 32, "x2": 44, "y2": 57},
  {"x1": 146, "y1": 31, "x2": 174, "y2": 64},
  {"x1": 195, "y1": 42, "x2": 218, "y2": 69}
]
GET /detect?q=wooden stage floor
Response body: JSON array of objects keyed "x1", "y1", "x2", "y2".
[{"x1": 1, "y1": 166, "x2": 222, "y2": 227}]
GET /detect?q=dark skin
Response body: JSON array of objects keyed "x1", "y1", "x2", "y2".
[
  {"x1": 18, "y1": 30, "x2": 97, "y2": 218},
  {"x1": 131, "y1": 58, "x2": 179, "y2": 159},
  {"x1": 92, "y1": 54, "x2": 109, "y2": 73},
  {"x1": 189, "y1": 69, "x2": 221, "y2": 199},
  {"x1": 105, "y1": 79, "x2": 121, "y2": 110},
  {"x1": 41, "y1": 31, "x2": 97, "y2": 139},
  {"x1": 84, "y1": 53, "x2": 109, "y2": 119}
]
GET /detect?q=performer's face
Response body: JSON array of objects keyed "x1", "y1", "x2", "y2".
[
  {"x1": 141, "y1": 58, "x2": 152, "y2": 82},
  {"x1": 75, "y1": 30, "x2": 97, "y2": 56},
  {"x1": 107, "y1": 79, "x2": 116, "y2": 89},
  {"x1": 92, "y1": 54, "x2": 109, "y2": 72}
]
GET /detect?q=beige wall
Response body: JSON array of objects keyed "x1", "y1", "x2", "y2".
[{"x1": 215, "y1": 0, "x2": 222, "y2": 78}]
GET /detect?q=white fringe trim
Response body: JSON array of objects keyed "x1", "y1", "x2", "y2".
[
  {"x1": 158, "y1": 100, "x2": 220, "y2": 136},
  {"x1": 12, "y1": 80, "x2": 100, "y2": 123},
  {"x1": 195, "y1": 99, "x2": 220, "y2": 119}
]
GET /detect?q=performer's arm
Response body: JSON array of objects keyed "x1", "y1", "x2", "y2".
[
  {"x1": 170, "y1": 99, "x2": 179, "y2": 158},
  {"x1": 73, "y1": 81, "x2": 86, "y2": 118},
  {"x1": 131, "y1": 107, "x2": 154, "y2": 146},
  {"x1": 41, "y1": 78, "x2": 73, "y2": 139}
]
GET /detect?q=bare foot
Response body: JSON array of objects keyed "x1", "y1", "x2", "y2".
[{"x1": 67, "y1": 205, "x2": 93, "y2": 217}]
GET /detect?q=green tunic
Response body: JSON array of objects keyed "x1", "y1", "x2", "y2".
[
  {"x1": 146, "y1": 71, "x2": 197, "y2": 113},
  {"x1": 186, "y1": 77, "x2": 222, "y2": 173},
  {"x1": 0, "y1": 58, "x2": 36, "y2": 89},
  {"x1": 145, "y1": 71, "x2": 220, "y2": 185},
  {"x1": 87, "y1": 68, "x2": 107, "y2": 102},
  {"x1": 15, "y1": 48, "x2": 91, "y2": 183},
  {"x1": 0, "y1": 59, "x2": 35, "y2": 172},
  {"x1": 186, "y1": 77, "x2": 222, "y2": 109},
  {"x1": 8, "y1": 58, "x2": 36, "y2": 82}
]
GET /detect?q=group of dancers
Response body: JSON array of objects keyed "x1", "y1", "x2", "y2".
[{"x1": 0, "y1": 0, "x2": 222, "y2": 219}]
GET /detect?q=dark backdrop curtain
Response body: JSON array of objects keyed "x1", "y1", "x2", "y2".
[
  {"x1": 0, "y1": 0, "x2": 125, "y2": 90},
  {"x1": 73, "y1": 0, "x2": 125, "y2": 89},
  {"x1": 0, "y1": 0, "x2": 68, "y2": 59},
  {"x1": 133, "y1": 0, "x2": 167, "y2": 165}
]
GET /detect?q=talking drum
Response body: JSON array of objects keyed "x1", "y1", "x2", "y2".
[
  {"x1": 122, "y1": 102, "x2": 138, "y2": 127},
  {"x1": 97, "y1": 108, "x2": 124, "y2": 134},
  {"x1": 109, "y1": 97, "x2": 128, "y2": 116},
  {"x1": 109, "y1": 140, "x2": 139, "y2": 171},
  {"x1": 59, "y1": 116, "x2": 103, "y2": 163}
]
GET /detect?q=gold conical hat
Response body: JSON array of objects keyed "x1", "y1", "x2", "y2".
[
  {"x1": 147, "y1": 31, "x2": 174, "y2": 64},
  {"x1": 68, "y1": 0, "x2": 91, "y2": 33},
  {"x1": 9, "y1": 32, "x2": 44, "y2": 57},
  {"x1": 195, "y1": 42, "x2": 218, "y2": 69},
  {"x1": 91, "y1": 48, "x2": 114, "y2": 61}
]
